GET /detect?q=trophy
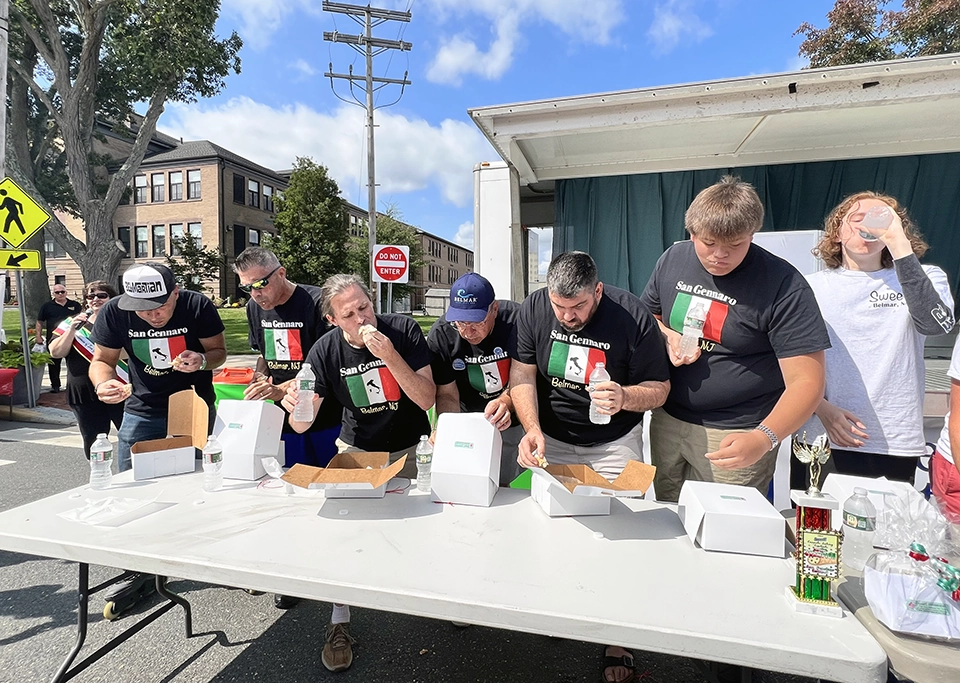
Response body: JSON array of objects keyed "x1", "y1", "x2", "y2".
[{"x1": 786, "y1": 433, "x2": 843, "y2": 617}]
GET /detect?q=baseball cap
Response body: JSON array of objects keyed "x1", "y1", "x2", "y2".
[
  {"x1": 447, "y1": 273, "x2": 495, "y2": 323},
  {"x1": 118, "y1": 263, "x2": 177, "y2": 311}
]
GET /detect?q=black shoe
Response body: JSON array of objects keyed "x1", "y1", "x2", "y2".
[
  {"x1": 50, "y1": 387, "x2": 61, "y2": 393},
  {"x1": 274, "y1": 594, "x2": 300, "y2": 609}
]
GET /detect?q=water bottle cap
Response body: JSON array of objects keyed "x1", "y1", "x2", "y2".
[
  {"x1": 853, "y1": 487, "x2": 868, "y2": 496},
  {"x1": 96, "y1": 433, "x2": 108, "y2": 439}
]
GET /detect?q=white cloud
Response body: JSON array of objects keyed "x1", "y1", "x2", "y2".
[
  {"x1": 290, "y1": 58, "x2": 317, "y2": 78},
  {"x1": 647, "y1": 1, "x2": 714, "y2": 55},
  {"x1": 785, "y1": 55, "x2": 808, "y2": 72},
  {"x1": 536, "y1": 227, "x2": 553, "y2": 274},
  {"x1": 161, "y1": 97, "x2": 491, "y2": 207},
  {"x1": 221, "y1": 0, "x2": 318, "y2": 50},
  {"x1": 454, "y1": 221, "x2": 475, "y2": 250},
  {"x1": 426, "y1": 0, "x2": 625, "y2": 86}
]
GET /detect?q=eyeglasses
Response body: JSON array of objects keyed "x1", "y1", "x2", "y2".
[
  {"x1": 85, "y1": 292, "x2": 110, "y2": 300},
  {"x1": 239, "y1": 266, "x2": 280, "y2": 293},
  {"x1": 53, "y1": 290, "x2": 67, "y2": 295}
]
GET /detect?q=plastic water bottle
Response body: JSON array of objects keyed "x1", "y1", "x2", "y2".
[
  {"x1": 588, "y1": 363, "x2": 611, "y2": 425},
  {"x1": 89, "y1": 433, "x2": 113, "y2": 490},
  {"x1": 416, "y1": 435, "x2": 433, "y2": 492},
  {"x1": 857, "y1": 205, "x2": 894, "y2": 241},
  {"x1": 842, "y1": 487, "x2": 877, "y2": 571},
  {"x1": 293, "y1": 363, "x2": 315, "y2": 423},
  {"x1": 679, "y1": 300, "x2": 709, "y2": 360},
  {"x1": 202, "y1": 435, "x2": 223, "y2": 492}
]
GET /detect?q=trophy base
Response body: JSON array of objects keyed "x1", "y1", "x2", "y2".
[{"x1": 784, "y1": 586, "x2": 844, "y2": 618}]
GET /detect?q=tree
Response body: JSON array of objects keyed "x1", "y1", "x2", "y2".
[
  {"x1": 264, "y1": 157, "x2": 349, "y2": 287},
  {"x1": 166, "y1": 237, "x2": 225, "y2": 295},
  {"x1": 347, "y1": 203, "x2": 426, "y2": 307},
  {"x1": 796, "y1": 0, "x2": 960, "y2": 68},
  {"x1": 6, "y1": 0, "x2": 241, "y2": 318}
]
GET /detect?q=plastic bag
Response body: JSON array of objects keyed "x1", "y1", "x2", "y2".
[{"x1": 31, "y1": 342, "x2": 47, "y2": 354}]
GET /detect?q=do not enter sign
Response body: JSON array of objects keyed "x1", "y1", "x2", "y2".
[{"x1": 372, "y1": 244, "x2": 409, "y2": 284}]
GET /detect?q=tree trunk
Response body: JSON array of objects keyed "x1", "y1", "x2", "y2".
[{"x1": 76, "y1": 202, "x2": 125, "y2": 285}]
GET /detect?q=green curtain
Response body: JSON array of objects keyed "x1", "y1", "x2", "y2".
[{"x1": 555, "y1": 152, "x2": 960, "y2": 295}]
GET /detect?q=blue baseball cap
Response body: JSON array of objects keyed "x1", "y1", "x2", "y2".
[{"x1": 447, "y1": 273, "x2": 495, "y2": 323}]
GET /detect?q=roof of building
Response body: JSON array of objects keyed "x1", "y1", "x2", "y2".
[{"x1": 140, "y1": 140, "x2": 286, "y2": 183}]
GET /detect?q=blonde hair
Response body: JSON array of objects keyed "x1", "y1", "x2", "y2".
[
  {"x1": 685, "y1": 176, "x2": 764, "y2": 239},
  {"x1": 815, "y1": 191, "x2": 928, "y2": 269}
]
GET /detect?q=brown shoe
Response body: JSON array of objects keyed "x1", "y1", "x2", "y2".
[{"x1": 322, "y1": 622, "x2": 355, "y2": 672}]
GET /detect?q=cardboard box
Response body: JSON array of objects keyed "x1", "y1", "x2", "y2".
[
  {"x1": 214, "y1": 399, "x2": 285, "y2": 480},
  {"x1": 678, "y1": 481, "x2": 786, "y2": 557},
  {"x1": 131, "y1": 390, "x2": 208, "y2": 481},
  {"x1": 431, "y1": 413, "x2": 502, "y2": 507},
  {"x1": 281, "y1": 452, "x2": 406, "y2": 498},
  {"x1": 530, "y1": 460, "x2": 655, "y2": 517}
]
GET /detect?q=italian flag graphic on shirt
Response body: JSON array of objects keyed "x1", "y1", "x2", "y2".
[
  {"x1": 345, "y1": 366, "x2": 401, "y2": 407},
  {"x1": 264, "y1": 328, "x2": 302, "y2": 361},
  {"x1": 132, "y1": 336, "x2": 187, "y2": 370},
  {"x1": 467, "y1": 358, "x2": 510, "y2": 394},
  {"x1": 668, "y1": 292, "x2": 729, "y2": 344},
  {"x1": 547, "y1": 342, "x2": 606, "y2": 384}
]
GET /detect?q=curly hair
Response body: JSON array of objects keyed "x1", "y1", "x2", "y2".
[{"x1": 815, "y1": 191, "x2": 928, "y2": 269}]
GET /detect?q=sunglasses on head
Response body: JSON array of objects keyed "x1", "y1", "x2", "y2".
[
  {"x1": 85, "y1": 292, "x2": 110, "y2": 300},
  {"x1": 239, "y1": 265, "x2": 280, "y2": 293}
]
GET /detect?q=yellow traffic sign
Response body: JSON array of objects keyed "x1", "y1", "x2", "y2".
[
  {"x1": 0, "y1": 177, "x2": 51, "y2": 248},
  {"x1": 0, "y1": 249, "x2": 43, "y2": 271}
]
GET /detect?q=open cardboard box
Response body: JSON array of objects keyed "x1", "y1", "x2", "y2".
[
  {"x1": 432, "y1": 413, "x2": 502, "y2": 507},
  {"x1": 131, "y1": 389, "x2": 208, "y2": 481},
  {"x1": 281, "y1": 452, "x2": 406, "y2": 498},
  {"x1": 678, "y1": 480, "x2": 786, "y2": 557},
  {"x1": 530, "y1": 460, "x2": 655, "y2": 516},
  {"x1": 214, "y1": 399, "x2": 285, "y2": 480}
]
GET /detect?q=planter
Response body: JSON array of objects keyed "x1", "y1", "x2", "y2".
[{"x1": 9, "y1": 365, "x2": 44, "y2": 405}]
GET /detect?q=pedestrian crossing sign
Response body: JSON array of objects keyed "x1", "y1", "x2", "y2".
[{"x1": 0, "y1": 177, "x2": 51, "y2": 249}]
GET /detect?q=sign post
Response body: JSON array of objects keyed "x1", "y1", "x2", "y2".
[{"x1": 372, "y1": 244, "x2": 409, "y2": 314}]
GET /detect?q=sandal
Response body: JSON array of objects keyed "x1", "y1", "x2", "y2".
[{"x1": 601, "y1": 646, "x2": 638, "y2": 683}]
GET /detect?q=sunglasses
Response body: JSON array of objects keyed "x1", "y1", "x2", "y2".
[
  {"x1": 85, "y1": 292, "x2": 110, "y2": 300},
  {"x1": 53, "y1": 290, "x2": 67, "y2": 294},
  {"x1": 239, "y1": 265, "x2": 280, "y2": 293}
]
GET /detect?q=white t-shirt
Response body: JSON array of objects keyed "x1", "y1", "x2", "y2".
[
  {"x1": 935, "y1": 335, "x2": 960, "y2": 465},
  {"x1": 802, "y1": 262, "x2": 953, "y2": 457}
]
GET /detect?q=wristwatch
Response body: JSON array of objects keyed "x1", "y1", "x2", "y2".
[
  {"x1": 755, "y1": 423, "x2": 779, "y2": 450},
  {"x1": 199, "y1": 354, "x2": 207, "y2": 371}
]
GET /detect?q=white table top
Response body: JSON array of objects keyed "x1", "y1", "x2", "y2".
[{"x1": 0, "y1": 471, "x2": 887, "y2": 683}]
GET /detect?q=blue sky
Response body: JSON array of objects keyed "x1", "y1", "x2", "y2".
[{"x1": 159, "y1": 0, "x2": 840, "y2": 256}]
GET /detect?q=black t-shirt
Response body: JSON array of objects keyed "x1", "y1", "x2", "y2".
[
  {"x1": 427, "y1": 300, "x2": 519, "y2": 412},
  {"x1": 639, "y1": 241, "x2": 830, "y2": 428},
  {"x1": 304, "y1": 313, "x2": 431, "y2": 452},
  {"x1": 92, "y1": 290, "x2": 225, "y2": 417},
  {"x1": 246, "y1": 284, "x2": 341, "y2": 431},
  {"x1": 516, "y1": 285, "x2": 670, "y2": 446},
  {"x1": 37, "y1": 299, "x2": 82, "y2": 339}
]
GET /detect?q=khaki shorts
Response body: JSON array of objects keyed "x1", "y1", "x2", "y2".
[
  {"x1": 336, "y1": 438, "x2": 419, "y2": 480},
  {"x1": 541, "y1": 420, "x2": 644, "y2": 480},
  {"x1": 649, "y1": 408, "x2": 777, "y2": 503}
]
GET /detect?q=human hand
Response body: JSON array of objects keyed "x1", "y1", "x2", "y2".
[
  {"x1": 705, "y1": 430, "x2": 772, "y2": 470},
  {"x1": 96, "y1": 379, "x2": 130, "y2": 404},
  {"x1": 816, "y1": 401, "x2": 868, "y2": 448},
  {"x1": 484, "y1": 398, "x2": 512, "y2": 430},
  {"x1": 362, "y1": 327, "x2": 396, "y2": 361},
  {"x1": 71, "y1": 312, "x2": 90, "y2": 329},
  {"x1": 280, "y1": 383, "x2": 300, "y2": 413},
  {"x1": 665, "y1": 328, "x2": 700, "y2": 366},
  {"x1": 172, "y1": 350, "x2": 205, "y2": 373},
  {"x1": 517, "y1": 429, "x2": 546, "y2": 469},
  {"x1": 589, "y1": 380, "x2": 623, "y2": 416},
  {"x1": 243, "y1": 373, "x2": 282, "y2": 401}
]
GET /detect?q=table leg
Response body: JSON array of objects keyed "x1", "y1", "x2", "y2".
[{"x1": 49, "y1": 564, "x2": 195, "y2": 683}]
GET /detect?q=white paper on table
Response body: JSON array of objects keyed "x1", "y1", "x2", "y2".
[{"x1": 58, "y1": 495, "x2": 169, "y2": 526}]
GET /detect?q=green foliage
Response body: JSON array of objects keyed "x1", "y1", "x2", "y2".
[
  {"x1": 166, "y1": 237, "x2": 226, "y2": 293},
  {"x1": 264, "y1": 157, "x2": 349, "y2": 287},
  {"x1": 796, "y1": 0, "x2": 960, "y2": 68},
  {"x1": 0, "y1": 339, "x2": 52, "y2": 368}
]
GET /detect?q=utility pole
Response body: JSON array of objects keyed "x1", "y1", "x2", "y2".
[{"x1": 323, "y1": 1, "x2": 411, "y2": 313}]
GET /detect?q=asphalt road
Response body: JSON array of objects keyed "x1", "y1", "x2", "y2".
[{"x1": 0, "y1": 422, "x2": 822, "y2": 683}]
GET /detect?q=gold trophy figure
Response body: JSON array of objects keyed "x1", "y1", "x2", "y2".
[{"x1": 793, "y1": 432, "x2": 831, "y2": 497}]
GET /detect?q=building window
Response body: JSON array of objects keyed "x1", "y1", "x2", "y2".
[
  {"x1": 466, "y1": 253, "x2": 474, "y2": 269},
  {"x1": 188, "y1": 222, "x2": 202, "y2": 249},
  {"x1": 448, "y1": 268, "x2": 458, "y2": 284},
  {"x1": 152, "y1": 224, "x2": 166, "y2": 257},
  {"x1": 169, "y1": 171, "x2": 183, "y2": 201},
  {"x1": 135, "y1": 226, "x2": 149, "y2": 258},
  {"x1": 429, "y1": 240, "x2": 442, "y2": 258},
  {"x1": 170, "y1": 223, "x2": 184, "y2": 256},
  {"x1": 118, "y1": 226, "x2": 131, "y2": 256},
  {"x1": 428, "y1": 264, "x2": 442, "y2": 282},
  {"x1": 448, "y1": 246, "x2": 459, "y2": 263},
  {"x1": 233, "y1": 174, "x2": 245, "y2": 204},
  {"x1": 133, "y1": 174, "x2": 148, "y2": 204},
  {"x1": 151, "y1": 173, "x2": 165, "y2": 202},
  {"x1": 249, "y1": 229, "x2": 261, "y2": 246},
  {"x1": 263, "y1": 185, "x2": 274, "y2": 212},
  {"x1": 44, "y1": 235, "x2": 67, "y2": 258},
  {"x1": 187, "y1": 169, "x2": 201, "y2": 199},
  {"x1": 54, "y1": 275, "x2": 66, "y2": 287},
  {"x1": 248, "y1": 179, "x2": 260, "y2": 208}
]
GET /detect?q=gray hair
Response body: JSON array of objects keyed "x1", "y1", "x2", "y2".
[
  {"x1": 547, "y1": 251, "x2": 598, "y2": 299},
  {"x1": 232, "y1": 247, "x2": 281, "y2": 274},
  {"x1": 321, "y1": 274, "x2": 373, "y2": 319}
]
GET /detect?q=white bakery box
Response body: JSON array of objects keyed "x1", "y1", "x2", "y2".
[
  {"x1": 213, "y1": 399, "x2": 285, "y2": 480},
  {"x1": 678, "y1": 480, "x2": 786, "y2": 557},
  {"x1": 431, "y1": 413, "x2": 503, "y2": 507},
  {"x1": 530, "y1": 460, "x2": 655, "y2": 517}
]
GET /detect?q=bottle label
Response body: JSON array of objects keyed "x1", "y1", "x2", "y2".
[
  {"x1": 298, "y1": 378, "x2": 312, "y2": 391},
  {"x1": 417, "y1": 454, "x2": 432, "y2": 464},
  {"x1": 92, "y1": 449, "x2": 112, "y2": 463},
  {"x1": 843, "y1": 511, "x2": 875, "y2": 532},
  {"x1": 204, "y1": 451, "x2": 223, "y2": 465}
]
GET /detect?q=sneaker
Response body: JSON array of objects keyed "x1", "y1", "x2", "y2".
[{"x1": 322, "y1": 622, "x2": 355, "y2": 672}]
